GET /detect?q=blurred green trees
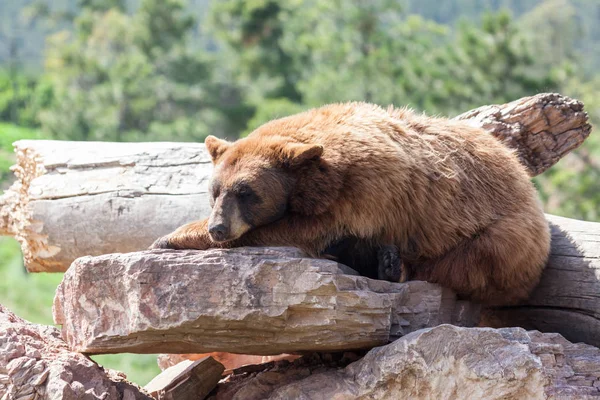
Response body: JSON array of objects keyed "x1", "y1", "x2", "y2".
[
  {"x1": 36, "y1": 0, "x2": 251, "y2": 142},
  {"x1": 9, "y1": 0, "x2": 568, "y2": 143},
  {"x1": 210, "y1": 1, "x2": 562, "y2": 119},
  {"x1": 0, "y1": 0, "x2": 585, "y2": 138}
]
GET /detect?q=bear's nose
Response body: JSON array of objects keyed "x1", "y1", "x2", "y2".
[{"x1": 208, "y1": 224, "x2": 229, "y2": 242}]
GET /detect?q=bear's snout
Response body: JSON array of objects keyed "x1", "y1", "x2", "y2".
[{"x1": 208, "y1": 223, "x2": 229, "y2": 242}]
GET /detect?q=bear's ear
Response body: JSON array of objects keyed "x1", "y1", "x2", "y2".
[
  {"x1": 205, "y1": 135, "x2": 231, "y2": 163},
  {"x1": 283, "y1": 143, "x2": 324, "y2": 168}
]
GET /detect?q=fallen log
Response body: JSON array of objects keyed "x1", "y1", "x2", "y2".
[
  {"x1": 0, "y1": 141, "x2": 211, "y2": 272},
  {"x1": 0, "y1": 304, "x2": 151, "y2": 400},
  {"x1": 211, "y1": 324, "x2": 600, "y2": 399},
  {"x1": 482, "y1": 214, "x2": 600, "y2": 348},
  {"x1": 0, "y1": 93, "x2": 591, "y2": 272},
  {"x1": 52, "y1": 247, "x2": 479, "y2": 355}
]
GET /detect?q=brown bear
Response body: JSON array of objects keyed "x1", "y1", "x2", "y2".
[{"x1": 151, "y1": 102, "x2": 551, "y2": 305}]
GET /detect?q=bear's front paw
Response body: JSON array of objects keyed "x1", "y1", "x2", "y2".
[
  {"x1": 148, "y1": 235, "x2": 173, "y2": 250},
  {"x1": 377, "y1": 245, "x2": 408, "y2": 283}
]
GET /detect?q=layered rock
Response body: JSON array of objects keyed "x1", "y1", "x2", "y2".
[
  {"x1": 211, "y1": 325, "x2": 600, "y2": 400},
  {"x1": 53, "y1": 247, "x2": 478, "y2": 355},
  {"x1": 0, "y1": 304, "x2": 150, "y2": 400}
]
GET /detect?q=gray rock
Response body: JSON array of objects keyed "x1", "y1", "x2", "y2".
[
  {"x1": 53, "y1": 247, "x2": 477, "y2": 355},
  {"x1": 212, "y1": 325, "x2": 600, "y2": 400}
]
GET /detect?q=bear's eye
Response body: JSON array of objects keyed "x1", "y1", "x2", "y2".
[
  {"x1": 236, "y1": 187, "x2": 252, "y2": 198},
  {"x1": 234, "y1": 183, "x2": 256, "y2": 200}
]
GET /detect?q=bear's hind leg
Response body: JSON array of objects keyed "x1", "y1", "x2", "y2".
[
  {"x1": 322, "y1": 238, "x2": 408, "y2": 283},
  {"x1": 412, "y1": 215, "x2": 549, "y2": 305},
  {"x1": 322, "y1": 237, "x2": 378, "y2": 279}
]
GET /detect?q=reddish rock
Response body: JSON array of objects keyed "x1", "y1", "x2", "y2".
[
  {"x1": 145, "y1": 357, "x2": 224, "y2": 400},
  {"x1": 0, "y1": 304, "x2": 150, "y2": 400},
  {"x1": 157, "y1": 353, "x2": 300, "y2": 373}
]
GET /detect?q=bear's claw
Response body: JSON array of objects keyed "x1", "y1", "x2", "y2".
[
  {"x1": 377, "y1": 245, "x2": 407, "y2": 283},
  {"x1": 149, "y1": 236, "x2": 173, "y2": 250}
]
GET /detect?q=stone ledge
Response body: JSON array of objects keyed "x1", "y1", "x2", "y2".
[{"x1": 52, "y1": 247, "x2": 479, "y2": 355}]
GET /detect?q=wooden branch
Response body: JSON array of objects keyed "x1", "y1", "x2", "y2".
[
  {"x1": 455, "y1": 93, "x2": 591, "y2": 176},
  {"x1": 0, "y1": 93, "x2": 591, "y2": 272},
  {"x1": 481, "y1": 214, "x2": 600, "y2": 348}
]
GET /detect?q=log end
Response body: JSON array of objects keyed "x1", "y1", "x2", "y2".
[{"x1": 456, "y1": 93, "x2": 593, "y2": 176}]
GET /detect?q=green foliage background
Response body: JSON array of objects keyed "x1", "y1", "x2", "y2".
[{"x1": 0, "y1": 0, "x2": 598, "y2": 386}]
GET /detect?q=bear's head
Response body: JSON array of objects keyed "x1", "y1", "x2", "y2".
[{"x1": 203, "y1": 134, "x2": 340, "y2": 243}]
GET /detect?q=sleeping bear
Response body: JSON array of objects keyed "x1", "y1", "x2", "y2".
[{"x1": 151, "y1": 102, "x2": 551, "y2": 306}]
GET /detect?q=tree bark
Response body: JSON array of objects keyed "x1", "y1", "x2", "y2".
[
  {"x1": 0, "y1": 93, "x2": 591, "y2": 272},
  {"x1": 455, "y1": 92, "x2": 591, "y2": 176}
]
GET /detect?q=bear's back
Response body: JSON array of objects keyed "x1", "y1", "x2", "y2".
[
  {"x1": 258, "y1": 102, "x2": 540, "y2": 257},
  {"x1": 247, "y1": 102, "x2": 540, "y2": 258}
]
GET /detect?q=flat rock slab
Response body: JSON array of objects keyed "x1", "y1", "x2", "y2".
[
  {"x1": 157, "y1": 353, "x2": 300, "y2": 373},
  {"x1": 53, "y1": 247, "x2": 476, "y2": 355},
  {"x1": 144, "y1": 357, "x2": 224, "y2": 400},
  {"x1": 211, "y1": 325, "x2": 600, "y2": 400},
  {"x1": 0, "y1": 304, "x2": 150, "y2": 400}
]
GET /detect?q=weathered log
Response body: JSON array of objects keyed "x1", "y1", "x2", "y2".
[
  {"x1": 52, "y1": 247, "x2": 478, "y2": 355},
  {"x1": 0, "y1": 93, "x2": 590, "y2": 272},
  {"x1": 211, "y1": 324, "x2": 600, "y2": 400},
  {"x1": 456, "y1": 92, "x2": 591, "y2": 176},
  {"x1": 0, "y1": 304, "x2": 151, "y2": 400},
  {"x1": 482, "y1": 214, "x2": 600, "y2": 348},
  {"x1": 144, "y1": 357, "x2": 224, "y2": 400},
  {"x1": 0, "y1": 141, "x2": 211, "y2": 272}
]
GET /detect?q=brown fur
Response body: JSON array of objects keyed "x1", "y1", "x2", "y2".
[{"x1": 154, "y1": 102, "x2": 551, "y2": 306}]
